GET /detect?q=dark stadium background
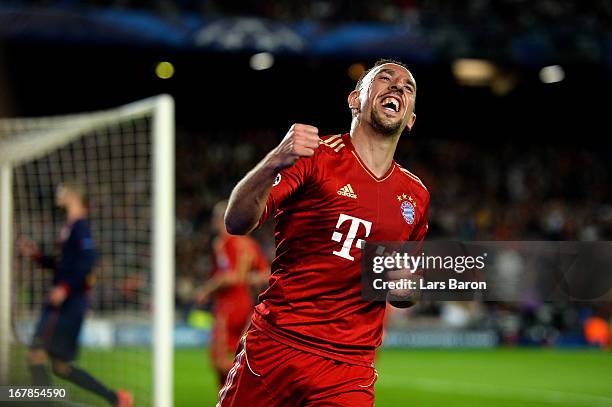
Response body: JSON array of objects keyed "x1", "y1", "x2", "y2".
[
  {"x1": 4, "y1": 41, "x2": 611, "y2": 140},
  {"x1": 1, "y1": 1, "x2": 611, "y2": 406}
]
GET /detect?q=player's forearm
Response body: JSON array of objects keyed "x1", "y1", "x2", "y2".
[
  {"x1": 199, "y1": 278, "x2": 223, "y2": 297},
  {"x1": 198, "y1": 273, "x2": 240, "y2": 300},
  {"x1": 226, "y1": 124, "x2": 320, "y2": 234},
  {"x1": 225, "y1": 153, "x2": 279, "y2": 235}
]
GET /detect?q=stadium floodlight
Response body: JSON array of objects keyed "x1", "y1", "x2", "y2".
[
  {"x1": 249, "y1": 52, "x2": 274, "y2": 70},
  {"x1": 539, "y1": 65, "x2": 565, "y2": 84},
  {"x1": 0, "y1": 95, "x2": 175, "y2": 407},
  {"x1": 156, "y1": 61, "x2": 175, "y2": 79},
  {"x1": 452, "y1": 58, "x2": 497, "y2": 86}
]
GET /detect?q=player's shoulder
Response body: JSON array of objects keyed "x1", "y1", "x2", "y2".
[
  {"x1": 318, "y1": 133, "x2": 349, "y2": 156},
  {"x1": 72, "y1": 218, "x2": 92, "y2": 234},
  {"x1": 395, "y1": 162, "x2": 429, "y2": 197}
]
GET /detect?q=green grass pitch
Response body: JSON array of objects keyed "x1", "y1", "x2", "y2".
[
  {"x1": 9, "y1": 347, "x2": 612, "y2": 406},
  {"x1": 172, "y1": 348, "x2": 612, "y2": 407}
]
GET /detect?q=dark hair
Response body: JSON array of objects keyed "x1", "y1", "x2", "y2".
[{"x1": 355, "y1": 58, "x2": 411, "y2": 91}]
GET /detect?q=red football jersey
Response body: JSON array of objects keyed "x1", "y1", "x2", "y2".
[
  {"x1": 252, "y1": 133, "x2": 429, "y2": 366},
  {"x1": 212, "y1": 235, "x2": 269, "y2": 317}
]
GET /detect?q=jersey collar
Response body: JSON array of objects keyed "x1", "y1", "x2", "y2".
[{"x1": 343, "y1": 133, "x2": 396, "y2": 182}]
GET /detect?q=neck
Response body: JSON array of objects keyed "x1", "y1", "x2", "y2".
[
  {"x1": 349, "y1": 120, "x2": 401, "y2": 178},
  {"x1": 67, "y1": 205, "x2": 86, "y2": 224}
]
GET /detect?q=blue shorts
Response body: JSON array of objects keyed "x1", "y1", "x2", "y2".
[{"x1": 31, "y1": 296, "x2": 88, "y2": 361}]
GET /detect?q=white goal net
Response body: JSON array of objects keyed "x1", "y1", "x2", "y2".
[{"x1": 0, "y1": 95, "x2": 175, "y2": 407}]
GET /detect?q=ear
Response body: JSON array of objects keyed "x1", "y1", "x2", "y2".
[
  {"x1": 347, "y1": 90, "x2": 360, "y2": 110},
  {"x1": 406, "y1": 113, "x2": 416, "y2": 131}
]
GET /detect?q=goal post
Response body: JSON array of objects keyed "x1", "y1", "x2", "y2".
[
  {"x1": 0, "y1": 164, "x2": 12, "y2": 386},
  {"x1": 0, "y1": 95, "x2": 175, "y2": 407},
  {"x1": 152, "y1": 95, "x2": 175, "y2": 407}
]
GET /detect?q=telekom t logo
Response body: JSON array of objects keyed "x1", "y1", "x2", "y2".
[{"x1": 331, "y1": 214, "x2": 372, "y2": 261}]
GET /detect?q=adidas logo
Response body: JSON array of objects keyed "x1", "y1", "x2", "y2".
[{"x1": 337, "y1": 183, "x2": 357, "y2": 199}]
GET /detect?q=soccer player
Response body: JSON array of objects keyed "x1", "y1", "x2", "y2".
[
  {"x1": 219, "y1": 59, "x2": 429, "y2": 406},
  {"x1": 17, "y1": 181, "x2": 133, "y2": 407},
  {"x1": 195, "y1": 200, "x2": 269, "y2": 386}
]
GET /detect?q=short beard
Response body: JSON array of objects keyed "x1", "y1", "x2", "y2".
[{"x1": 371, "y1": 109, "x2": 403, "y2": 136}]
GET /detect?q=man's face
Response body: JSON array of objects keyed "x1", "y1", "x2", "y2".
[{"x1": 352, "y1": 63, "x2": 417, "y2": 135}]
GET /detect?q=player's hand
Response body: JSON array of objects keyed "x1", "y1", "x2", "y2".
[
  {"x1": 194, "y1": 289, "x2": 209, "y2": 306},
  {"x1": 48, "y1": 285, "x2": 68, "y2": 307},
  {"x1": 386, "y1": 267, "x2": 422, "y2": 307},
  {"x1": 17, "y1": 236, "x2": 41, "y2": 259},
  {"x1": 267, "y1": 123, "x2": 321, "y2": 170}
]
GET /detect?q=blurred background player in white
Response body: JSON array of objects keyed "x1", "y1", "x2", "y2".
[
  {"x1": 195, "y1": 200, "x2": 269, "y2": 387},
  {"x1": 18, "y1": 181, "x2": 133, "y2": 407}
]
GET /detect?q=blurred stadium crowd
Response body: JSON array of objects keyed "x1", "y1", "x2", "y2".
[
  {"x1": 168, "y1": 127, "x2": 612, "y2": 347},
  {"x1": 10, "y1": 0, "x2": 612, "y2": 24},
  {"x1": 5, "y1": 0, "x2": 611, "y2": 348},
  {"x1": 5, "y1": 0, "x2": 612, "y2": 63}
]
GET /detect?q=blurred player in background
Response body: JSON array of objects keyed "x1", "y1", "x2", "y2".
[
  {"x1": 220, "y1": 59, "x2": 429, "y2": 406},
  {"x1": 195, "y1": 200, "x2": 269, "y2": 386},
  {"x1": 18, "y1": 181, "x2": 133, "y2": 407}
]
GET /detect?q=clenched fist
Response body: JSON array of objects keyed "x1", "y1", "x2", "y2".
[
  {"x1": 267, "y1": 123, "x2": 321, "y2": 170},
  {"x1": 387, "y1": 267, "x2": 422, "y2": 308}
]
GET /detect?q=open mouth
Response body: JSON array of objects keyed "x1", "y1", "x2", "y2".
[{"x1": 381, "y1": 96, "x2": 400, "y2": 113}]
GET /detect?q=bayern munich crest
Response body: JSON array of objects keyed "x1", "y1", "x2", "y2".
[{"x1": 397, "y1": 194, "x2": 416, "y2": 224}]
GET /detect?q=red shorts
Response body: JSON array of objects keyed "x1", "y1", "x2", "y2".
[{"x1": 216, "y1": 326, "x2": 377, "y2": 407}]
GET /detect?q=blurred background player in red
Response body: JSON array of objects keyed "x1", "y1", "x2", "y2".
[
  {"x1": 195, "y1": 200, "x2": 269, "y2": 386},
  {"x1": 17, "y1": 181, "x2": 133, "y2": 407}
]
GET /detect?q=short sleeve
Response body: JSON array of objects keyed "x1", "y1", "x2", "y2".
[{"x1": 258, "y1": 154, "x2": 316, "y2": 226}]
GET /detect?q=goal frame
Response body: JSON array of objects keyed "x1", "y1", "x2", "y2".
[{"x1": 0, "y1": 95, "x2": 175, "y2": 407}]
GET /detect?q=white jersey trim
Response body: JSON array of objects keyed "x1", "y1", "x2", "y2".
[
  {"x1": 397, "y1": 166, "x2": 427, "y2": 191},
  {"x1": 351, "y1": 151, "x2": 395, "y2": 183}
]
